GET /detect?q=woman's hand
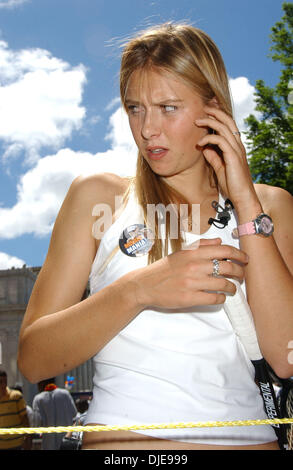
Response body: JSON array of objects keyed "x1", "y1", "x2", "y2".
[
  {"x1": 129, "y1": 238, "x2": 249, "y2": 310},
  {"x1": 195, "y1": 106, "x2": 260, "y2": 212}
]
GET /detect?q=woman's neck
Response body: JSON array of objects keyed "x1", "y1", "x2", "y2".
[
  {"x1": 160, "y1": 164, "x2": 218, "y2": 206},
  {"x1": 159, "y1": 168, "x2": 219, "y2": 235}
]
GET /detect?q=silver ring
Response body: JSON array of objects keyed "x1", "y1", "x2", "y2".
[
  {"x1": 232, "y1": 131, "x2": 241, "y2": 136},
  {"x1": 212, "y1": 259, "x2": 220, "y2": 276}
]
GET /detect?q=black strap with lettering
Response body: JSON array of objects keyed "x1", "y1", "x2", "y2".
[{"x1": 253, "y1": 358, "x2": 288, "y2": 449}]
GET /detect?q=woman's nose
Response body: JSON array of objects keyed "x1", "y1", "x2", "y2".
[{"x1": 141, "y1": 110, "x2": 161, "y2": 139}]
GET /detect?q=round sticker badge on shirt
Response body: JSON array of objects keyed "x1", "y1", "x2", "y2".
[{"x1": 119, "y1": 224, "x2": 154, "y2": 257}]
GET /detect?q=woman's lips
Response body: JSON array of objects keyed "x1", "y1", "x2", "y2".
[{"x1": 146, "y1": 147, "x2": 169, "y2": 160}]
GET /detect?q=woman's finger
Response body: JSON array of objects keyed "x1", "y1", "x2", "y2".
[
  {"x1": 195, "y1": 117, "x2": 242, "y2": 156},
  {"x1": 193, "y1": 275, "x2": 237, "y2": 295},
  {"x1": 195, "y1": 243, "x2": 249, "y2": 265},
  {"x1": 197, "y1": 133, "x2": 241, "y2": 166},
  {"x1": 182, "y1": 237, "x2": 222, "y2": 250},
  {"x1": 203, "y1": 106, "x2": 239, "y2": 133},
  {"x1": 203, "y1": 106, "x2": 246, "y2": 154},
  {"x1": 192, "y1": 259, "x2": 245, "y2": 280}
]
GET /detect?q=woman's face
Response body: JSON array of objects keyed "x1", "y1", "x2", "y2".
[{"x1": 125, "y1": 68, "x2": 210, "y2": 179}]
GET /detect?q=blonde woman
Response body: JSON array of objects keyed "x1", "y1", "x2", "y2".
[{"x1": 18, "y1": 23, "x2": 293, "y2": 450}]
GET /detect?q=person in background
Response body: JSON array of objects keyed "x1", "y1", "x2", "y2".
[
  {"x1": 73, "y1": 398, "x2": 89, "y2": 426},
  {"x1": 0, "y1": 369, "x2": 31, "y2": 450},
  {"x1": 59, "y1": 397, "x2": 89, "y2": 449},
  {"x1": 32, "y1": 377, "x2": 77, "y2": 450},
  {"x1": 13, "y1": 383, "x2": 34, "y2": 427}
]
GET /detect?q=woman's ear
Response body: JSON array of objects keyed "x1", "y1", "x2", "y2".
[{"x1": 208, "y1": 96, "x2": 220, "y2": 109}]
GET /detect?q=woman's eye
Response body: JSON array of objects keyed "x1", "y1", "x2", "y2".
[
  {"x1": 128, "y1": 105, "x2": 142, "y2": 115},
  {"x1": 162, "y1": 105, "x2": 177, "y2": 113}
]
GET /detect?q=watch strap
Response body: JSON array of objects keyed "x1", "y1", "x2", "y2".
[{"x1": 237, "y1": 221, "x2": 256, "y2": 236}]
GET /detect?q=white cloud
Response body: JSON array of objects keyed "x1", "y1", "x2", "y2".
[
  {"x1": 0, "y1": 252, "x2": 26, "y2": 269},
  {"x1": 0, "y1": 107, "x2": 137, "y2": 239},
  {"x1": 229, "y1": 76, "x2": 261, "y2": 148},
  {"x1": 230, "y1": 76, "x2": 259, "y2": 128},
  {"x1": 105, "y1": 97, "x2": 121, "y2": 111},
  {"x1": 0, "y1": 40, "x2": 87, "y2": 163},
  {"x1": 0, "y1": 0, "x2": 29, "y2": 8},
  {"x1": 105, "y1": 106, "x2": 137, "y2": 150}
]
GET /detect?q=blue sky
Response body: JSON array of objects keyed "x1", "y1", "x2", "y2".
[{"x1": 0, "y1": 0, "x2": 285, "y2": 268}]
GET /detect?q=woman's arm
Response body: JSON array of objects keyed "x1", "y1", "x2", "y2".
[
  {"x1": 196, "y1": 106, "x2": 293, "y2": 378},
  {"x1": 196, "y1": 107, "x2": 293, "y2": 377},
  {"x1": 17, "y1": 172, "x2": 137, "y2": 382},
  {"x1": 238, "y1": 184, "x2": 293, "y2": 378}
]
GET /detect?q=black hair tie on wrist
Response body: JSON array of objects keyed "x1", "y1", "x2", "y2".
[{"x1": 208, "y1": 199, "x2": 234, "y2": 229}]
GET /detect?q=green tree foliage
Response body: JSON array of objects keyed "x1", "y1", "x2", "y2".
[{"x1": 245, "y1": 2, "x2": 293, "y2": 194}]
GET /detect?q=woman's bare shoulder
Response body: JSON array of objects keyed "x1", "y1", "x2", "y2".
[
  {"x1": 254, "y1": 183, "x2": 293, "y2": 215},
  {"x1": 69, "y1": 172, "x2": 130, "y2": 208},
  {"x1": 20, "y1": 173, "x2": 131, "y2": 331},
  {"x1": 254, "y1": 183, "x2": 293, "y2": 274}
]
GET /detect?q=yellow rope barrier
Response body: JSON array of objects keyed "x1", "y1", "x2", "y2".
[{"x1": 1, "y1": 418, "x2": 293, "y2": 435}]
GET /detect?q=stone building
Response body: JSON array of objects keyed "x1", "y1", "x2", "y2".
[{"x1": 0, "y1": 266, "x2": 93, "y2": 405}]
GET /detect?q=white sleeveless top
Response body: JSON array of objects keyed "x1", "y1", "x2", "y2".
[{"x1": 84, "y1": 191, "x2": 276, "y2": 446}]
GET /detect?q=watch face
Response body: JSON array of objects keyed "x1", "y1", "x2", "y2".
[{"x1": 259, "y1": 215, "x2": 274, "y2": 236}]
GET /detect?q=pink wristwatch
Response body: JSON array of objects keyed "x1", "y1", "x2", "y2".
[{"x1": 233, "y1": 214, "x2": 274, "y2": 238}]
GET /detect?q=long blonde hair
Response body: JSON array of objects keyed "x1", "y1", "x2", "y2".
[{"x1": 120, "y1": 23, "x2": 233, "y2": 262}]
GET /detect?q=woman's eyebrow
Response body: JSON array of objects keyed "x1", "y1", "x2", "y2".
[
  {"x1": 125, "y1": 98, "x2": 184, "y2": 105},
  {"x1": 156, "y1": 98, "x2": 183, "y2": 105},
  {"x1": 125, "y1": 99, "x2": 140, "y2": 105}
]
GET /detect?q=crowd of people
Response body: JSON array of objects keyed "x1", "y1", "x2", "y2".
[{"x1": 0, "y1": 369, "x2": 89, "y2": 450}]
